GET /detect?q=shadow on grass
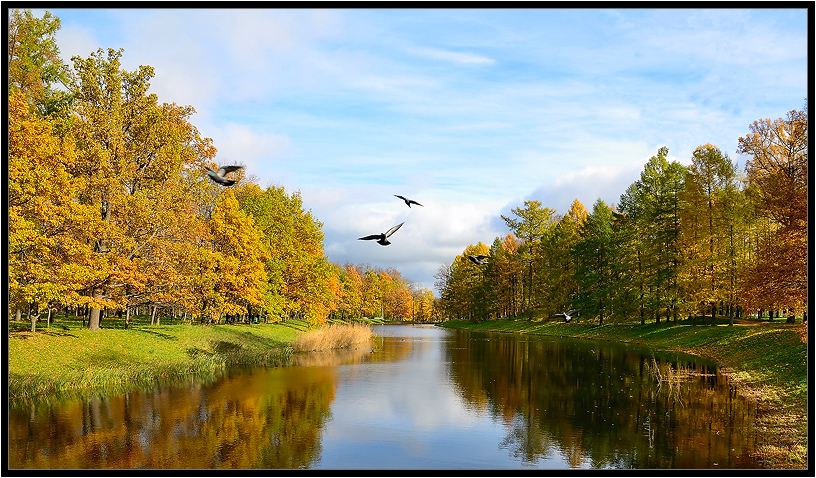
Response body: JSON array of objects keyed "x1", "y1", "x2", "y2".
[
  {"x1": 9, "y1": 328, "x2": 78, "y2": 339},
  {"x1": 279, "y1": 320, "x2": 310, "y2": 332},
  {"x1": 131, "y1": 328, "x2": 177, "y2": 340},
  {"x1": 212, "y1": 340, "x2": 243, "y2": 355},
  {"x1": 213, "y1": 324, "x2": 293, "y2": 349},
  {"x1": 186, "y1": 346, "x2": 213, "y2": 358}
]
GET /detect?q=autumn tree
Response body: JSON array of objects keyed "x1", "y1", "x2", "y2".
[
  {"x1": 737, "y1": 105, "x2": 808, "y2": 319},
  {"x1": 678, "y1": 144, "x2": 741, "y2": 325},
  {"x1": 361, "y1": 269, "x2": 383, "y2": 319},
  {"x1": 539, "y1": 199, "x2": 587, "y2": 316},
  {"x1": 411, "y1": 287, "x2": 437, "y2": 322},
  {"x1": 490, "y1": 234, "x2": 523, "y2": 319},
  {"x1": 337, "y1": 264, "x2": 364, "y2": 320},
  {"x1": 70, "y1": 47, "x2": 216, "y2": 330},
  {"x1": 203, "y1": 190, "x2": 269, "y2": 322},
  {"x1": 236, "y1": 183, "x2": 333, "y2": 327},
  {"x1": 8, "y1": 89, "x2": 104, "y2": 331}
]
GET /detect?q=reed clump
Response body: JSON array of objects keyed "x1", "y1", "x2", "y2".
[{"x1": 292, "y1": 323, "x2": 373, "y2": 352}]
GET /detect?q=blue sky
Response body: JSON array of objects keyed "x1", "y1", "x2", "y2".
[{"x1": 38, "y1": 7, "x2": 809, "y2": 292}]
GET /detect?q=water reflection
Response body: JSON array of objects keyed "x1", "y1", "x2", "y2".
[
  {"x1": 8, "y1": 325, "x2": 762, "y2": 469},
  {"x1": 446, "y1": 331, "x2": 760, "y2": 468},
  {"x1": 9, "y1": 365, "x2": 335, "y2": 468}
]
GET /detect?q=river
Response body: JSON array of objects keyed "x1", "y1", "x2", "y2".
[{"x1": 7, "y1": 324, "x2": 762, "y2": 469}]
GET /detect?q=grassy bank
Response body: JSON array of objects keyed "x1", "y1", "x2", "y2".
[
  {"x1": 439, "y1": 318, "x2": 808, "y2": 469},
  {"x1": 8, "y1": 318, "x2": 377, "y2": 404}
]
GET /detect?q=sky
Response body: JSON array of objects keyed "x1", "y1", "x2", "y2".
[{"x1": 35, "y1": 7, "x2": 809, "y2": 293}]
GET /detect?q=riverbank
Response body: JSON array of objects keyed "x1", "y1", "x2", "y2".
[
  {"x1": 439, "y1": 318, "x2": 808, "y2": 469},
  {"x1": 7, "y1": 319, "x2": 376, "y2": 404}
]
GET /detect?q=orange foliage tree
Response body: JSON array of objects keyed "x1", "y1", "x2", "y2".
[{"x1": 737, "y1": 106, "x2": 808, "y2": 318}]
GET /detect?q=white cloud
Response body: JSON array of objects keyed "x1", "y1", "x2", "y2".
[
  {"x1": 315, "y1": 197, "x2": 504, "y2": 290},
  {"x1": 522, "y1": 160, "x2": 648, "y2": 216},
  {"x1": 203, "y1": 123, "x2": 293, "y2": 183}
]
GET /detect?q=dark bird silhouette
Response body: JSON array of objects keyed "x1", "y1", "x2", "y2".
[
  {"x1": 358, "y1": 222, "x2": 405, "y2": 246},
  {"x1": 204, "y1": 165, "x2": 244, "y2": 186},
  {"x1": 551, "y1": 309, "x2": 581, "y2": 322},
  {"x1": 395, "y1": 195, "x2": 423, "y2": 208},
  {"x1": 468, "y1": 254, "x2": 490, "y2": 265}
]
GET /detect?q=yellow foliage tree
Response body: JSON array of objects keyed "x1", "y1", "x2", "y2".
[
  {"x1": 8, "y1": 90, "x2": 105, "y2": 330},
  {"x1": 207, "y1": 190, "x2": 271, "y2": 323}
]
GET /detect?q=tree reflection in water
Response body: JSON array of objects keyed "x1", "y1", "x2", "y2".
[
  {"x1": 446, "y1": 331, "x2": 761, "y2": 469},
  {"x1": 9, "y1": 364, "x2": 336, "y2": 468}
]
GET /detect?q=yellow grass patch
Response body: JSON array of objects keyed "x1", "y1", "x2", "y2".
[{"x1": 292, "y1": 323, "x2": 373, "y2": 352}]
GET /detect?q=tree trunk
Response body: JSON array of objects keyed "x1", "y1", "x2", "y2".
[
  {"x1": 88, "y1": 288, "x2": 103, "y2": 331},
  {"x1": 710, "y1": 302, "x2": 716, "y2": 327},
  {"x1": 30, "y1": 305, "x2": 39, "y2": 333},
  {"x1": 150, "y1": 305, "x2": 157, "y2": 325},
  {"x1": 125, "y1": 306, "x2": 131, "y2": 329},
  {"x1": 15, "y1": 308, "x2": 21, "y2": 322},
  {"x1": 527, "y1": 258, "x2": 533, "y2": 321}
]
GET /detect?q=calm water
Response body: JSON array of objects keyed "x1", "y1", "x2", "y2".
[{"x1": 8, "y1": 324, "x2": 761, "y2": 469}]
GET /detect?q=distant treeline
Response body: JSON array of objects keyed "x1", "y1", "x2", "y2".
[{"x1": 436, "y1": 115, "x2": 807, "y2": 325}]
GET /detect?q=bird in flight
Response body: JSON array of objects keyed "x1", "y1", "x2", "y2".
[
  {"x1": 468, "y1": 254, "x2": 490, "y2": 266},
  {"x1": 204, "y1": 165, "x2": 244, "y2": 186},
  {"x1": 395, "y1": 195, "x2": 423, "y2": 208},
  {"x1": 551, "y1": 309, "x2": 581, "y2": 322},
  {"x1": 359, "y1": 222, "x2": 405, "y2": 246}
]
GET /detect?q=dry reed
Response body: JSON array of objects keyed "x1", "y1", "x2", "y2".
[{"x1": 292, "y1": 323, "x2": 373, "y2": 352}]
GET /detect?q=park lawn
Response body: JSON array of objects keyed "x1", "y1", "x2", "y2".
[
  {"x1": 440, "y1": 318, "x2": 808, "y2": 469},
  {"x1": 8, "y1": 321, "x2": 305, "y2": 401}
]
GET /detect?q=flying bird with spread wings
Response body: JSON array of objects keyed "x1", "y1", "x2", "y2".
[
  {"x1": 204, "y1": 165, "x2": 244, "y2": 186},
  {"x1": 468, "y1": 254, "x2": 490, "y2": 266},
  {"x1": 395, "y1": 195, "x2": 423, "y2": 208},
  {"x1": 358, "y1": 222, "x2": 405, "y2": 246},
  {"x1": 551, "y1": 309, "x2": 581, "y2": 322}
]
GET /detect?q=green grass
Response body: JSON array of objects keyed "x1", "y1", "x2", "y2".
[
  {"x1": 440, "y1": 317, "x2": 808, "y2": 469},
  {"x1": 8, "y1": 314, "x2": 392, "y2": 404},
  {"x1": 8, "y1": 319, "x2": 305, "y2": 403}
]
